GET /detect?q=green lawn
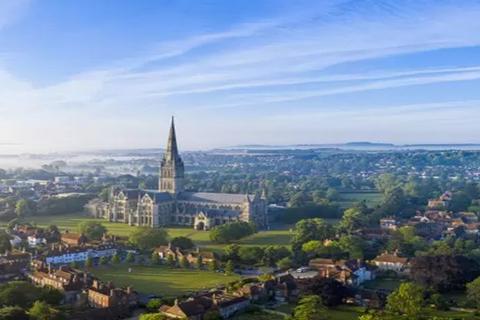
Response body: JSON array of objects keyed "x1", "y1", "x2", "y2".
[
  {"x1": 338, "y1": 192, "x2": 382, "y2": 209},
  {"x1": 16, "y1": 212, "x2": 293, "y2": 250},
  {"x1": 92, "y1": 265, "x2": 240, "y2": 297}
]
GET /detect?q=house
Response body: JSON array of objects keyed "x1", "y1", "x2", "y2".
[
  {"x1": 160, "y1": 291, "x2": 250, "y2": 319},
  {"x1": 87, "y1": 279, "x2": 137, "y2": 309},
  {"x1": 61, "y1": 231, "x2": 88, "y2": 246},
  {"x1": 186, "y1": 249, "x2": 216, "y2": 265},
  {"x1": 44, "y1": 244, "x2": 117, "y2": 265},
  {"x1": 263, "y1": 273, "x2": 300, "y2": 302},
  {"x1": 28, "y1": 235, "x2": 47, "y2": 247},
  {"x1": 29, "y1": 265, "x2": 88, "y2": 302},
  {"x1": 308, "y1": 259, "x2": 374, "y2": 286},
  {"x1": 0, "y1": 251, "x2": 31, "y2": 280},
  {"x1": 380, "y1": 217, "x2": 398, "y2": 230},
  {"x1": 372, "y1": 252, "x2": 410, "y2": 274}
]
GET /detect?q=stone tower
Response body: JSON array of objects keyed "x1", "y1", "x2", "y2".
[{"x1": 159, "y1": 117, "x2": 185, "y2": 195}]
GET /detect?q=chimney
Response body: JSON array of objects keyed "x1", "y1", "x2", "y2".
[{"x1": 174, "y1": 299, "x2": 179, "y2": 306}]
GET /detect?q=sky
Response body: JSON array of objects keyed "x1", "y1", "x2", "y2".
[{"x1": 1, "y1": 0, "x2": 480, "y2": 153}]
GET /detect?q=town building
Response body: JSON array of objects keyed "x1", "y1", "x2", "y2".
[
  {"x1": 44, "y1": 244, "x2": 117, "y2": 265},
  {"x1": 308, "y1": 258, "x2": 374, "y2": 286},
  {"x1": 372, "y1": 251, "x2": 410, "y2": 274},
  {"x1": 29, "y1": 265, "x2": 88, "y2": 302},
  {"x1": 87, "y1": 279, "x2": 137, "y2": 309},
  {"x1": 87, "y1": 118, "x2": 267, "y2": 230}
]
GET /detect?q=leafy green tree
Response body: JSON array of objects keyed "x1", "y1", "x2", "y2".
[
  {"x1": 466, "y1": 276, "x2": 480, "y2": 308},
  {"x1": 450, "y1": 191, "x2": 472, "y2": 212},
  {"x1": 139, "y1": 314, "x2": 167, "y2": 320},
  {"x1": 0, "y1": 306, "x2": 29, "y2": 320},
  {"x1": 129, "y1": 227, "x2": 169, "y2": 251},
  {"x1": 386, "y1": 283, "x2": 424, "y2": 319},
  {"x1": 151, "y1": 252, "x2": 160, "y2": 265},
  {"x1": 262, "y1": 246, "x2": 290, "y2": 267},
  {"x1": 78, "y1": 221, "x2": 107, "y2": 240},
  {"x1": 99, "y1": 256, "x2": 109, "y2": 265},
  {"x1": 70, "y1": 261, "x2": 79, "y2": 269},
  {"x1": 288, "y1": 191, "x2": 309, "y2": 207},
  {"x1": 126, "y1": 252, "x2": 135, "y2": 263},
  {"x1": 208, "y1": 259, "x2": 218, "y2": 271},
  {"x1": 28, "y1": 301, "x2": 64, "y2": 320},
  {"x1": 179, "y1": 256, "x2": 189, "y2": 269},
  {"x1": 225, "y1": 260, "x2": 234, "y2": 275},
  {"x1": 325, "y1": 188, "x2": 339, "y2": 201},
  {"x1": 0, "y1": 230, "x2": 12, "y2": 253},
  {"x1": 85, "y1": 257, "x2": 93, "y2": 268},
  {"x1": 238, "y1": 246, "x2": 264, "y2": 265},
  {"x1": 196, "y1": 255, "x2": 203, "y2": 269},
  {"x1": 209, "y1": 222, "x2": 256, "y2": 244},
  {"x1": 146, "y1": 298, "x2": 163, "y2": 312},
  {"x1": 15, "y1": 199, "x2": 36, "y2": 217},
  {"x1": 111, "y1": 253, "x2": 121, "y2": 264},
  {"x1": 277, "y1": 257, "x2": 293, "y2": 270},
  {"x1": 338, "y1": 208, "x2": 364, "y2": 234},
  {"x1": 170, "y1": 236, "x2": 195, "y2": 250},
  {"x1": 166, "y1": 254, "x2": 175, "y2": 267},
  {"x1": 291, "y1": 295, "x2": 326, "y2": 320}
]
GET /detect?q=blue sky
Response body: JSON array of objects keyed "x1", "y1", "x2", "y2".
[{"x1": 1, "y1": 0, "x2": 480, "y2": 153}]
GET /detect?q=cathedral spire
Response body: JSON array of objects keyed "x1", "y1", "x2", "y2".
[
  {"x1": 166, "y1": 116, "x2": 179, "y2": 162},
  {"x1": 159, "y1": 117, "x2": 185, "y2": 194}
]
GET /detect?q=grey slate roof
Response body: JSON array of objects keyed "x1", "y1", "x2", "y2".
[{"x1": 178, "y1": 192, "x2": 252, "y2": 204}]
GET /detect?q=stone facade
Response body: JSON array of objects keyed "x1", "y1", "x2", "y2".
[{"x1": 89, "y1": 118, "x2": 267, "y2": 230}]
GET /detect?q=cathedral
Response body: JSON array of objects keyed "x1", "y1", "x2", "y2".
[{"x1": 88, "y1": 118, "x2": 268, "y2": 230}]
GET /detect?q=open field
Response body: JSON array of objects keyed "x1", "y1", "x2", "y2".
[
  {"x1": 13, "y1": 212, "x2": 293, "y2": 250},
  {"x1": 338, "y1": 192, "x2": 382, "y2": 209},
  {"x1": 92, "y1": 265, "x2": 240, "y2": 297}
]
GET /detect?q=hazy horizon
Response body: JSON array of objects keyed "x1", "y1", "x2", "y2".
[{"x1": 1, "y1": 0, "x2": 480, "y2": 154}]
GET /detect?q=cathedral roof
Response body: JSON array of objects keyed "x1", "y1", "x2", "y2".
[{"x1": 178, "y1": 192, "x2": 253, "y2": 204}]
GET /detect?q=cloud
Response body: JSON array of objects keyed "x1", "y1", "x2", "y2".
[{"x1": 2, "y1": 0, "x2": 480, "y2": 151}]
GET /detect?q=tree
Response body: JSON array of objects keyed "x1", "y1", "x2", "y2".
[
  {"x1": 0, "y1": 306, "x2": 29, "y2": 320},
  {"x1": 15, "y1": 199, "x2": 36, "y2": 217},
  {"x1": 325, "y1": 188, "x2": 339, "y2": 201},
  {"x1": 0, "y1": 230, "x2": 12, "y2": 253},
  {"x1": 208, "y1": 259, "x2": 218, "y2": 271},
  {"x1": 180, "y1": 256, "x2": 189, "y2": 269},
  {"x1": 224, "y1": 244, "x2": 240, "y2": 262},
  {"x1": 151, "y1": 252, "x2": 160, "y2": 265},
  {"x1": 129, "y1": 227, "x2": 169, "y2": 251},
  {"x1": 238, "y1": 246, "x2": 264, "y2": 265},
  {"x1": 99, "y1": 256, "x2": 109, "y2": 265},
  {"x1": 225, "y1": 260, "x2": 234, "y2": 275},
  {"x1": 292, "y1": 295, "x2": 326, "y2": 320},
  {"x1": 291, "y1": 218, "x2": 334, "y2": 262},
  {"x1": 85, "y1": 257, "x2": 93, "y2": 268},
  {"x1": 28, "y1": 301, "x2": 64, "y2": 320},
  {"x1": 126, "y1": 252, "x2": 135, "y2": 263},
  {"x1": 111, "y1": 253, "x2": 121, "y2": 264},
  {"x1": 288, "y1": 191, "x2": 309, "y2": 207},
  {"x1": 139, "y1": 314, "x2": 167, "y2": 320},
  {"x1": 209, "y1": 222, "x2": 256, "y2": 244},
  {"x1": 338, "y1": 208, "x2": 364, "y2": 234},
  {"x1": 170, "y1": 236, "x2": 195, "y2": 250},
  {"x1": 262, "y1": 246, "x2": 290, "y2": 267},
  {"x1": 410, "y1": 255, "x2": 480, "y2": 292},
  {"x1": 450, "y1": 191, "x2": 472, "y2": 212},
  {"x1": 380, "y1": 187, "x2": 406, "y2": 216},
  {"x1": 196, "y1": 255, "x2": 203, "y2": 269},
  {"x1": 466, "y1": 276, "x2": 480, "y2": 308},
  {"x1": 146, "y1": 298, "x2": 163, "y2": 312},
  {"x1": 166, "y1": 254, "x2": 175, "y2": 267},
  {"x1": 277, "y1": 257, "x2": 293, "y2": 270},
  {"x1": 78, "y1": 221, "x2": 107, "y2": 241},
  {"x1": 307, "y1": 278, "x2": 348, "y2": 307},
  {"x1": 386, "y1": 283, "x2": 424, "y2": 319}
]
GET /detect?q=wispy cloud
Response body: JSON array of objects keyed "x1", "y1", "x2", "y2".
[{"x1": 2, "y1": 0, "x2": 480, "y2": 150}]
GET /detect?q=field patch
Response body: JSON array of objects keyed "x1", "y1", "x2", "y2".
[{"x1": 92, "y1": 265, "x2": 240, "y2": 297}]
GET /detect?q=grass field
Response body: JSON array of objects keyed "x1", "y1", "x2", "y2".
[
  {"x1": 13, "y1": 212, "x2": 293, "y2": 250},
  {"x1": 338, "y1": 192, "x2": 382, "y2": 209},
  {"x1": 92, "y1": 265, "x2": 240, "y2": 297}
]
